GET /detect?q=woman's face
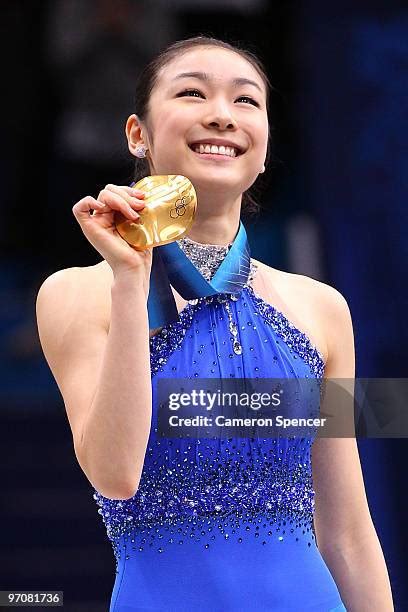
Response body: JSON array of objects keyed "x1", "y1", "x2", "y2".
[{"x1": 141, "y1": 46, "x2": 269, "y2": 198}]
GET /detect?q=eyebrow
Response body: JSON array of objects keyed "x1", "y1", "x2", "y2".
[{"x1": 172, "y1": 71, "x2": 263, "y2": 93}]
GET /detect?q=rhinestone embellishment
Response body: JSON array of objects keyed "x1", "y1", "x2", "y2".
[
  {"x1": 176, "y1": 235, "x2": 258, "y2": 355},
  {"x1": 176, "y1": 235, "x2": 233, "y2": 282},
  {"x1": 92, "y1": 267, "x2": 325, "y2": 569},
  {"x1": 93, "y1": 444, "x2": 316, "y2": 565}
]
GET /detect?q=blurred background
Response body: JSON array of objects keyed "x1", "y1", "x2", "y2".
[{"x1": 1, "y1": 0, "x2": 407, "y2": 610}]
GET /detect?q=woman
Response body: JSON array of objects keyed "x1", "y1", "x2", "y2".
[{"x1": 36, "y1": 36, "x2": 393, "y2": 611}]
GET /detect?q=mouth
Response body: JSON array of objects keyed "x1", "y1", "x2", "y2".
[{"x1": 188, "y1": 142, "x2": 243, "y2": 158}]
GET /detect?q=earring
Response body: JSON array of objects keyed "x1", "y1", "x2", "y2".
[{"x1": 135, "y1": 144, "x2": 147, "y2": 158}]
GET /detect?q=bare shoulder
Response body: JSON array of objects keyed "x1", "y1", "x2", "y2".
[
  {"x1": 35, "y1": 261, "x2": 116, "y2": 458},
  {"x1": 36, "y1": 260, "x2": 112, "y2": 332},
  {"x1": 36, "y1": 260, "x2": 176, "y2": 341},
  {"x1": 251, "y1": 258, "x2": 352, "y2": 364},
  {"x1": 253, "y1": 257, "x2": 351, "y2": 314}
]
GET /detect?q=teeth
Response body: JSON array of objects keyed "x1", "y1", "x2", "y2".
[{"x1": 193, "y1": 144, "x2": 238, "y2": 157}]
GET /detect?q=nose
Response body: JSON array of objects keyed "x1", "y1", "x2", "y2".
[
  {"x1": 207, "y1": 117, "x2": 237, "y2": 130},
  {"x1": 203, "y1": 100, "x2": 238, "y2": 131}
]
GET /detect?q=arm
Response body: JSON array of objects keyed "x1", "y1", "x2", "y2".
[
  {"x1": 36, "y1": 265, "x2": 152, "y2": 500},
  {"x1": 312, "y1": 285, "x2": 394, "y2": 611}
]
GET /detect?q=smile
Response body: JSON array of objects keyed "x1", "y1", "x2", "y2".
[{"x1": 189, "y1": 143, "x2": 240, "y2": 158}]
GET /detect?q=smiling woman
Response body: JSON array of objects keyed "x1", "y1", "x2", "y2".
[
  {"x1": 128, "y1": 36, "x2": 272, "y2": 222},
  {"x1": 36, "y1": 35, "x2": 393, "y2": 612}
]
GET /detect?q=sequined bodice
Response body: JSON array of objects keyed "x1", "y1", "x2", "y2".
[
  {"x1": 176, "y1": 234, "x2": 234, "y2": 281},
  {"x1": 93, "y1": 240, "x2": 325, "y2": 569}
]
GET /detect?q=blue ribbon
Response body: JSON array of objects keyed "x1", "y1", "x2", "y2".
[{"x1": 147, "y1": 220, "x2": 251, "y2": 329}]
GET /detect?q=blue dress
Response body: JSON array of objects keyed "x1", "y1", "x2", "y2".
[{"x1": 93, "y1": 277, "x2": 347, "y2": 611}]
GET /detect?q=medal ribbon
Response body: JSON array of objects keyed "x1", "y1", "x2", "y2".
[{"x1": 147, "y1": 220, "x2": 251, "y2": 329}]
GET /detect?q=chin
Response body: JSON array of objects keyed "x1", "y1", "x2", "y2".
[
  {"x1": 190, "y1": 170, "x2": 251, "y2": 191},
  {"x1": 191, "y1": 179, "x2": 245, "y2": 198}
]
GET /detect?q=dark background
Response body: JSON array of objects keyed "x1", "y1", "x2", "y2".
[{"x1": 1, "y1": 0, "x2": 407, "y2": 610}]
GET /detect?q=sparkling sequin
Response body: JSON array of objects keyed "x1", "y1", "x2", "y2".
[
  {"x1": 175, "y1": 235, "x2": 258, "y2": 355},
  {"x1": 92, "y1": 244, "x2": 324, "y2": 572},
  {"x1": 176, "y1": 235, "x2": 234, "y2": 281},
  {"x1": 246, "y1": 286, "x2": 325, "y2": 380},
  {"x1": 149, "y1": 283, "x2": 324, "y2": 380},
  {"x1": 93, "y1": 438, "x2": 315, "y2": 565}
]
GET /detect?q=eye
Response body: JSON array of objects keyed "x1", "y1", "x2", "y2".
[
  {"x1": 176, "y1": 89, "x2": 205, "y2": 99},
  {"x1": 236, "y1": 95, "x2": 260, "y2": 107}
]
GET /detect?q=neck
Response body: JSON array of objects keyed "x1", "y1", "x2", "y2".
[{"x1": 184, "y1": 192, "x2": 242, "y2": 245}]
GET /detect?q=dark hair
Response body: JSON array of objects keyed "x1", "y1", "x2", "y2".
[{"x1": 131, "y1": 35, "x2": 273, "y2": 219}]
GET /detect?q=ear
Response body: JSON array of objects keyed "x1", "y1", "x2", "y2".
[
  {"x1": 125, "y1": 114, "x2": 149, "y2": 157},
  {"x1": 260, "y1": 164, "x2": 266, "y2": 174}
]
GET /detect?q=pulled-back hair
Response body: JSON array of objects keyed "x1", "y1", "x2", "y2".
[{"x1": 131, "y1": 35, "x2": 273, "y2": 219}]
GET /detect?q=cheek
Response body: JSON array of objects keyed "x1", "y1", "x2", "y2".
[
  {"x1": 257, "y1": 118, "x2": 269, "y2": 150},
  {"x1": 151, "y1": 116, "x2": 188, "y2": 158},
  {"x1": 243, "y1": 115, "x2": 269, "y2": 156}
]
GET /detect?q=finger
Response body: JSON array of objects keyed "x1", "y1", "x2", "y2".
[
  {"x1": 102, "y1": 183, "x2": 145, "y2": 208},
  {"x1": 72, "y1": 196, "x2": 106, "y2": 220},
  {"x1": 120, "y1": 185, "x2": 146, "y2": 197},
  {"x1": 97, "y1": 189, "x2": 141, "y2": 220}
]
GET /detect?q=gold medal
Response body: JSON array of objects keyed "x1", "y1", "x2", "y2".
[{"x1": 114, "y1": 175, "x2": 197, "y2": 250}]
